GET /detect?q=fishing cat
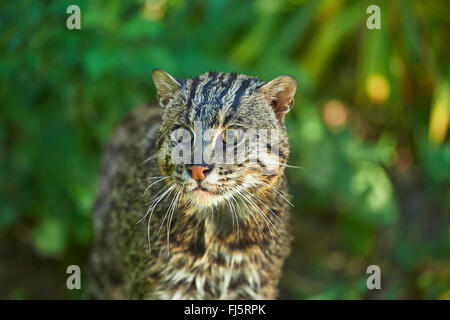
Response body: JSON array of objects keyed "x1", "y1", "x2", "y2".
[{"x1": 87, "y1": 70, "x2": 297, "y2": 299}]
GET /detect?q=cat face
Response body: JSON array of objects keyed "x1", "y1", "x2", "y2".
[{"x1": 152, "y1": 70, "x2": 297, "y2": 209}]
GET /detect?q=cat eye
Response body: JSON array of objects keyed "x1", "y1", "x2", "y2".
[
  {"x1": 171, "y1": 127, "x2": 193, "y2": 147},
  {"x1": 221, "y1": 128, "x2": 244, "y2": 145}
]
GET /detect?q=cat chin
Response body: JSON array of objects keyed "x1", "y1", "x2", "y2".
[
  {"x1": 183, "y1": 188, "x2": 226, "y2": 209},
  {"x1": 190, "y1": 190, "x2": 221, "y2": 207}
]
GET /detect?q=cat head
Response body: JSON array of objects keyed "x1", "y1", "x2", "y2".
[{"x1": 152, "y1": 70, "x2": 297, "y2": 209}]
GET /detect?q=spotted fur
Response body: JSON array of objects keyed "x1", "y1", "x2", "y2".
[{"x1": 86, "y1": 71, "x2": 297, "y2": 299}]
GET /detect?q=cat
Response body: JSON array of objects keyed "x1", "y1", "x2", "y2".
[{"x1": 86, "y1": 70, "x2": 297, "y2": 299}]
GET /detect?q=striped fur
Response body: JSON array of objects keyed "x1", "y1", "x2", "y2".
[{"x1": 86, "y1": 71, "x2": 297, "y2": 300}]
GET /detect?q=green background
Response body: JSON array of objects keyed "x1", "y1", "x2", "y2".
[{"x1": 0, "y1": 0, "x2": 449, "y2": 299}]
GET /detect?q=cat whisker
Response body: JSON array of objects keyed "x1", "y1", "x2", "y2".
[
  {"x1": 230, "y1": 186, "x2": 267, "y2": 239},
  {"x1": 229, "y1": 194, "x2": 241, "y2": 239},
  {"x1": 241, "y1": 187, "x2": 281, "y2": 223},
  {"x1": 224, "y1": 197, "x2": 236, "y2": 234},
  {"x1": 233, "y1": 177, "x2": 282, "y2": 223},
  {"x1": 252, "y1": 180, "x2": 294, "y2": 207},
  {"x1": 142, "y1": 182, "x2": 172, "y2": 207},
  {"x1": 155, "y1": 187, "x2": 180, "y2": 248},
  {"x1": 136, "y1": 184, "x2": 175, "y2": 251},
  {"x1": 165, "y1": 190, "x2": 182, "y2": 254},
  {"x1": 146, "y1": 185, "x2": 176, "y2": 251},
  {"x1": 239, "y1": 187, "x2": 282, "y2": 238},
  {"x1": 233, "y1": 176, "x2": 293, "y2": 208},
  {"x1": 138, "y1": 153, "x2": 162, "y2": 166},
  {"x1": 233, "y1": 186, "x2": 280, "y2": 240},
  {"x1": 279, "y1": 163, "x2": 302, "y2": 169},
  {"x1": 263, "y1": 162, "x2": 302, "y2": 169},
  {"x1": 224, "y1": 192, "x2": 241, "y2": 239},
  {"x1": 142, "y1": 176, "x2": 170, "y2": 198},
  {"x1": 145, "y1": 176, "x2": 170, "y2": 180}
]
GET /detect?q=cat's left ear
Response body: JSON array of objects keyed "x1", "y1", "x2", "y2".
[
  {"x1": 260, "y1": 75, "x2": 297, "y2": 121},
  {"x1": 152, "y1": 69, "x2": 181, "y2": 108}
]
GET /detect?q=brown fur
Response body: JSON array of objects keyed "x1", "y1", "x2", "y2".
[{"x1": 86, "y1": 71, "x2": 297, "y2": 299}]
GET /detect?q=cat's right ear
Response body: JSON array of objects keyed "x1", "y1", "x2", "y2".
[{"x1": 152, "y1": 69, "x2": 181, "y2": 108}]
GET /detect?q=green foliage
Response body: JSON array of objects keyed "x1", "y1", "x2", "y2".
[{"x1": 0, "y1": 0, "x2": 449, "y2": 299}]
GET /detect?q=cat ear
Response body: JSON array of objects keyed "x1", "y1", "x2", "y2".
[
  {"x1": 152, "y1": 69, "x2": 181, "y2": 108},
  {"x1": 260, "y1": 75, "x2": 297, "y2": 121}
]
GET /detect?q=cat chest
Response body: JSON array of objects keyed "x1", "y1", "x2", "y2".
[{"x1": 156, "y1": 247, "x2": 264, "y2": 299}]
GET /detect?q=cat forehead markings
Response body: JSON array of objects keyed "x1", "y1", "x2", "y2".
[{"x1": 180, "y1": 72, "x2": 265, "y2": 123}]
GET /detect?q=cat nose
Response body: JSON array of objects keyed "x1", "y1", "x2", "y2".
[{"x1": 186, "y1": 165, "x2": 214, "y2": 181}]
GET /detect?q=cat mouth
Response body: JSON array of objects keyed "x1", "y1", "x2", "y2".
[
  {"x1": 190, "y1": 185, "x2": 219, "y2": 196},
  {"x1": 194, "y1": 186, "x2": 209, "y2": 192}
]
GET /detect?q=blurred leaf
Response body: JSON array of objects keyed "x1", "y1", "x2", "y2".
[{"x1": 33, "y1": 218, "x2": 66, "y2": 257}]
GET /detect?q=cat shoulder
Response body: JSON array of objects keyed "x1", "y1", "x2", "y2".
[{"x1": 93, "y1": 104, "x2": 161, "y2": 231}]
